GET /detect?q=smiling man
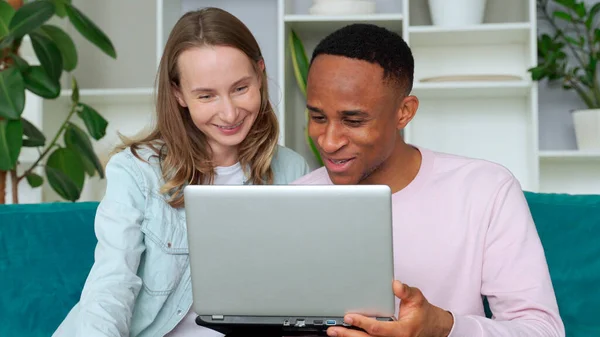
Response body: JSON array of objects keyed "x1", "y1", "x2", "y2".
[{"x1": 293, "y1": 24, "x2": 565, "y2": 337}]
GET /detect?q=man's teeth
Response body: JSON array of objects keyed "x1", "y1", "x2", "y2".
[
  {"x1": 217, "y1": 120, "x2": 243, "y2": 129},
  {"x1": 331, "y1": 159, "x2": 350, "y2": 164}
]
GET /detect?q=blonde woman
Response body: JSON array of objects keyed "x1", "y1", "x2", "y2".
[{"x1": 53, "y1": 7, "x2": 309, "y2": 337}]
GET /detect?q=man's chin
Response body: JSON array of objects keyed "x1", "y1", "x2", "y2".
[{"x1": 326, "y1": 171, "x2": 360, "y2": 185}]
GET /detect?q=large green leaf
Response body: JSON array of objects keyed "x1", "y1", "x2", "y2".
[
  {"x1": 45, "y1": 166, "x2": 80, "y2": 201},
  {"x1": 23, "y1": 65, "x2": 60, "y2": 99},
  {"x1": 289, "y1": 29, "x2": 309, "y2": 96},
  {"x1": 9, "y1": 53, "x2": 30, "y2": 72},
  {"x1": 51, "y1": 0, "x2": 72, "y2": 18},
  {"x1": 45, "y1": 147, "x2": 84, "y2": 201},
  {"x1": 30, "y1": 31, "x2": 63, "y2": 82},
  {"x1": 21, "y1": 117, "x2": 45, "y2": 147},
  {"x1": 26, "y1": 172, "x2": 43, "y2": 188},
  {"x1": 8, "y1": 0, "x2": 54, "y2": 39},
  {"x1": 64, "y1": 123, "x2": 104, "y2": 178},
  {"x1": 65, "y1": 3, "x2": 116, "y2": 59},
  {"x1": 0, "y1": 67, "x2": 25, "y2": 120},
  {"x1": 0, "y1": 118, "x2": 23, "y2": 170},
  {"x1": 40, "y1": 24, "x2": 77, "y2": 71},
  {"x1": 0, "y1": 1, "x2": 15, "y2": 39},
  {"x1": 77, "y1": 103, "x2": 107, "y2": 140}
]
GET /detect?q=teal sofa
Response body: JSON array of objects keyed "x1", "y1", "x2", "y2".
[{"x1": 0, "y1": 192, "x2": 599, "y2": 337}]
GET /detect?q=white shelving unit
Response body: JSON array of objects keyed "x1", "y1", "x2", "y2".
[{"x1": 12, "y1": 0, "x2": 600, "y2": 204}]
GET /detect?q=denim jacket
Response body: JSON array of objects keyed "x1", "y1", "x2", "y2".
[{"x1": 52, "y1": 144, "x2": 310, "y2": 337}]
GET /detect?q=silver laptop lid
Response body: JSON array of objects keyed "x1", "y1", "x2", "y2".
[{"x1": 184, "y1": 184, "x2": 395, "y2": 320}]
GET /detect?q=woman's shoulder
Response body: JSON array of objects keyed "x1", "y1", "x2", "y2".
[
  {"x1": 270, "y1": 145, "x2": 312, "y2": 184},
  {"x1": 105, "y1": 143, "x2": 165, "y2": 189}
]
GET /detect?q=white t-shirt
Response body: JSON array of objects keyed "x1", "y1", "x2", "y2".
[{"x1": 165, "y1": 162, "x2": 244, "y2": 337}]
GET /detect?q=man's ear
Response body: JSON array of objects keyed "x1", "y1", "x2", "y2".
[
  {"x1": 397, "y1": 95, "x2": 418, "y2": 130},
  {"x1": 172, "y1": 83, "x2": 187, "y2": 108}
]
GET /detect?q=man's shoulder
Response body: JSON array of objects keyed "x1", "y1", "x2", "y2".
[
  {"x1": 291, "y1": 166, "x2": 331, "y2": 185},
  {"x1": 428, "y1": 148, "x2": 518, "y2": 189}
]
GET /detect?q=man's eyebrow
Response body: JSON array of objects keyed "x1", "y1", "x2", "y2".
[
  {"x1": 307, "y1": 104, "x2": 323, "y2": 113},
  {"x1": 341, "y1": 110, "x2": 369, "y2": 117}
]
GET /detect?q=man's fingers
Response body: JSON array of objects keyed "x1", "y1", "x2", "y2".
[
  {"x1": 326, "y1": 326, "x2": 369, "y2": 337},
  {"x1": 339, "y1": 314, "x2": 399, "y2": 337},
  {"x1": 393, "y1": 280, "x2": 422, "y2": 304}
]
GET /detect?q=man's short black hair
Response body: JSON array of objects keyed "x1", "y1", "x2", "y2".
[{"x1": 310, "y1": 23, "x2": 414, "y2": 95}]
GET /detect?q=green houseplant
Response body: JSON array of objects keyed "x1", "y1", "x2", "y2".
[
  {"x1": 0, "y1": 0, "x2": 115, "y2": 204},
  {"x1": 529, "y1": 0, "x2": 600, "y2": 149},
  {"x1": 289, "y1": 29, "x2": 323, "y2": 167}
]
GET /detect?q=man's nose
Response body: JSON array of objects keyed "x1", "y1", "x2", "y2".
[{"x1": 318, "y1": 123, "x2": 347, "y2": 154}]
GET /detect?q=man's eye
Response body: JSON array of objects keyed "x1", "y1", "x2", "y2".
[
  {"x1": 310, "y1": 115, "x2": 326, "y2": 123},
  {"x1": 345, "y1": 120, "x2": 364, "y2": 126}
]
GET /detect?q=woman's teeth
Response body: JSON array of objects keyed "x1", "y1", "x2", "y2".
[{"x1": 217, "y1": 120, "x2": 243, "y2": 129}]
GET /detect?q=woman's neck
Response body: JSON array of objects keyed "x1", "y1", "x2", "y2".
[{"x1": 209, "y1": 143, "x2": 239, "y2": 167}]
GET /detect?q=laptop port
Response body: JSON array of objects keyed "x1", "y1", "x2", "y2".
[
  {"x1": 326, "y1": 320, "x2": 336, "y2": 325},
  {"x1": 295, "y1": 319, "x2": 306, "y2": 327},
  {"x1": 283, "y1": 319, "x2": 290, "y2": 326},
  {"x1": 313, "y1": 319, "x2": 323, "y2": 325}
]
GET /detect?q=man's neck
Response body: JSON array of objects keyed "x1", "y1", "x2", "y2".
[{"x1": 361, "y1": 137, "x2": 422, "y2": 194}]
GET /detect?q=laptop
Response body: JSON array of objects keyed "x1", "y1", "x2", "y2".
[{"x1": 183, "y1": 184, "x2": 396, "y2": 336}]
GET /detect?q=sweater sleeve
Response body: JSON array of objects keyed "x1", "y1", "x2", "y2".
[{"x1": 447, "y1": 177, "x2": 565, "y2": 337}]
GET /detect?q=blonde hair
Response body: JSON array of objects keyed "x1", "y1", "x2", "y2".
[{"x1": 115, "y1": 7, "x2": 279, "y2": 208}]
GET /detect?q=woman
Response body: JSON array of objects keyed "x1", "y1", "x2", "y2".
[{"x1": 53, "y1": 7, "x2": 310, "y2": 337}]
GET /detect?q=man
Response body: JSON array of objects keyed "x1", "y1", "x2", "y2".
[{"x1": 293, "y1": 24, "x2": 565, "y2": 337}]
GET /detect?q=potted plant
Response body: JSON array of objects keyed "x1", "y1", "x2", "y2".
[
  {"x1": 529, "y1": 0, "x2": 600, "y2": 150},
  {"x1": 0, "y1": 0, "x2": 116, "y2": 204},
  {"x1": 289, "y1": 29, "x2": 323, "y2": 167}
]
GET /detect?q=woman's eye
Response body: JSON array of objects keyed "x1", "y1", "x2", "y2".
[{"x1": 236, "y1": 86, "x2": 248, "y2": 92}]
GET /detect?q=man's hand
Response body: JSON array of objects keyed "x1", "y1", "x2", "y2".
[{"x1": 326, "y1": 280, "x2": 454, "y2": 337}]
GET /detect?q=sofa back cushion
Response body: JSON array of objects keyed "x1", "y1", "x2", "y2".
[
  {"x1": 524, "y1": 192, "x2": 600, "y2": 337},
  {"x1": 0, "y1": 202, "x2": 99, "y2": 337}
]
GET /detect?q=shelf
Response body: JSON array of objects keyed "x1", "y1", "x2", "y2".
[
  {"x1": 408, "y1": 23, "x2": 532, "y2": 47},
  {"x1": 411, "y1": 81, "x2": 532, "y2": 98},
  {"x1": 56, "y1": 88, "x2": 155, "y2": 105},
  {"x1": 539, "y1": 150, "x2": 600, "y2": 161},
  {"x1": 284, "y1": 13, "x2": 403, "y2": 34}
]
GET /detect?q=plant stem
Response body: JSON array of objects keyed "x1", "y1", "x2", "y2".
[
  {"x1": 18, "y1": 101, "x2": 78, "y2": 182},
  {"x1": 568, "y1": 77, "x2": 597, "y2": 108},
  {"x1": 10, "y1": 169, "x2": 18, "y2": 204},
  {"x1": 0, "y1": 170, "x2": 6, "y2": 204}
]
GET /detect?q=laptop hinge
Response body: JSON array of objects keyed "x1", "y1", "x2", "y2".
[{"x1": 211, "y1": 315, "x2": 224, "y2": 320}]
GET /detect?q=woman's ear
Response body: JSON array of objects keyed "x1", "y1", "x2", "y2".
[
  {"x1": 257, "y1": 58, "x2": 265, "y2": 73},
  {"x1": 172, "y1": 83, "x2": 187, "y2": 107}
]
